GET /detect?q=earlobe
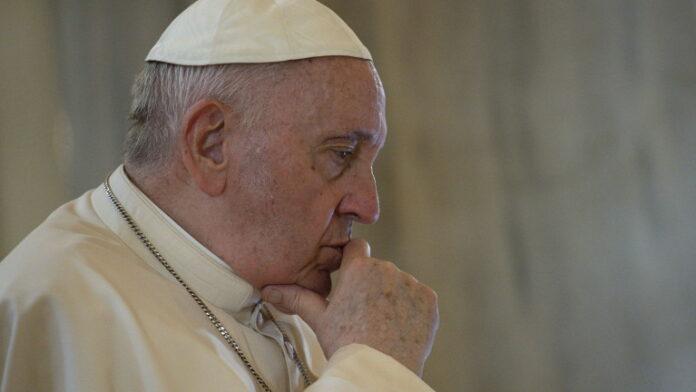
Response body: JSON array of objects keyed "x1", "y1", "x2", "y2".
[{"x1": 180, "y1": 100, "x2": 232, "y2": 197}]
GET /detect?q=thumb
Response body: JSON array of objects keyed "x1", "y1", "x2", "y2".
[{"x1": 261, "y1": 285, "x2": 327, "y2": 327}]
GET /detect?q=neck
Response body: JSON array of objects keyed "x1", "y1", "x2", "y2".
[
  {"x1": 124, "y1": 163, "x2": 184, "y2": 215},
  {"x1": 123, "y1": 161, "x2": 266, "y2": 291},
  {"x1": 125, "y1": 162, "x2": 223, "y2": 259}
]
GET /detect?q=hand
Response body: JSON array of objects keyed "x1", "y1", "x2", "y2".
[{"x1": 261, "y1": 239, "x2": 439, "y2": 376}]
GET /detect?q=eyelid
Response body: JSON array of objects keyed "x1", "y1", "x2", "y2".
[
  {"x1": 332, "y1": 145, "x2": 355, "y2": 159},
  {"x1": 332, "y1": 145, "x2": 355, "y2": 152},
  {"x1": 324, "y1": 141, "x2": 357, "y2": 154},
  {"x1": 313, "y1": 142, "x2": 359, "y2": 180},
  {"x1": 324, "y1": 139, "x2": 358, "y2": 149},
  {"x1": 327, "y1": 143, "x2": 357, "y2": 169}
]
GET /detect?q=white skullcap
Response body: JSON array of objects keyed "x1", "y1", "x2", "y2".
[{"x1": 146, "y1": 0, "x2": 372, "y2": 65}]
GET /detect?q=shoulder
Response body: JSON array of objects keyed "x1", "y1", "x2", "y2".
[{"x1": 0, "y1": 188, "x2": 147, "y2": 312}]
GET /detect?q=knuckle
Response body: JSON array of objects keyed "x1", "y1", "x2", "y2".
[
  {"x1": 289, "y1": 290, "x2": 302, "y2": 312},
  {"x1": 346, "y1": 256, "x2": 370, "y2": 272},
  {"x1": 359, "y1": 257, "x2": 385, "y2": 273},
  {"x1": 419, "y1": 286, "x2": 438, "y2": 306},
  {"x1": 378, "y1": 260, "x2": 399, "y2": 273}
]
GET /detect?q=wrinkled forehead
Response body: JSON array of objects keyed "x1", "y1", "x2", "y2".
[
  {"x1": 275, "y1": 57, "x2": 383, "y2": 98},
  {"x1": 268, "y1": 57, "x2": 386, "y2": 139},
  {"x1": 305, "y1": 56, "x2": 381, "y2": 85}
]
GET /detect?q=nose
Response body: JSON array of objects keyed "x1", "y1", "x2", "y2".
[{"x1": 337, "y1": 168, "x2": 380, "y2": 224}]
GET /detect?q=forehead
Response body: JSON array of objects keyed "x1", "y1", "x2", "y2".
[{"x1": 267, "y1": 57, "x2": 386, "y2": 146}]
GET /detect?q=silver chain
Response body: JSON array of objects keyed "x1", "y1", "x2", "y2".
[
  {"x1": 261, "y1": 307, "x2": 316, "y2": 386},
  {"x1": 103, "y1": 180, "x2": 315, "y2": 391}
]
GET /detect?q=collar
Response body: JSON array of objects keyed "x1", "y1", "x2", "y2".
[{"x1": 92, "y1": 165, "x2": 258, "y2": 315}]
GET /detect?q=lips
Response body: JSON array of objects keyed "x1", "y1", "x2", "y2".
[{"x1": 326, "y1": 239, "x2": 349, "y2": 248}]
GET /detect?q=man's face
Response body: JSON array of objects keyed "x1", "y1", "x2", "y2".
[{"x1": 220, "y1": 57, "x2": 386, "y2": 297}]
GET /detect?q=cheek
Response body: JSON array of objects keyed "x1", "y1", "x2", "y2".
[
  {"x1": 269, "y1": 177, "x2": 343, "y2": 268},
  {"x1": 238, "y1": 141, "x2": 341, "y2": 244},
  {"x1": 275, "y1": 177, "x2": 337, "y2": 233},
  {"x1": 266, "y1": 149, "x2": 336, "y2": 221}
]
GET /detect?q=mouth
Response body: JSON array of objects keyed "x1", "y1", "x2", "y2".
[{"x1": 326, "y1": 238, "x2": 350, "y2": 248}]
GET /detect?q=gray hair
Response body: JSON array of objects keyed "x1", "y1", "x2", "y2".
[{"x1": 124, "y1": 61, "x2": 281, "y2": 170}]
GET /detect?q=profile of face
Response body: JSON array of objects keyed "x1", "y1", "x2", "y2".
[{"x1": 214, "y1": 57, "x2": 387, "y2": 297}]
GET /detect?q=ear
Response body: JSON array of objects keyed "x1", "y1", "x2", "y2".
[{"x1": 179, "y1": 99, "x2": 233, "y2": 196}]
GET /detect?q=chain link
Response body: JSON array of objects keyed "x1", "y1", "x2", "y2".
[{"x1": 260, "y1": 308, "x2": 316, "y2": 386}]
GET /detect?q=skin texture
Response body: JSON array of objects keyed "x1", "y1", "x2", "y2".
[
  {"x1": 127, "y1": 56, "x2": 439, "y2": 376},
  {"x1": 263, "y1": 239, "x2": 439, "y2": 376}
]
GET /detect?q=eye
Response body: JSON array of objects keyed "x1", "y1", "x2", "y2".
[
  {"x1": 333, "y1": 149, "x2": 354, "y2": 161},
  {"x1": 313, "y1": 141, "x2": 360, "y2": 180}
]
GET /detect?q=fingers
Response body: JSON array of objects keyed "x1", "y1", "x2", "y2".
[
  {"x1": 342, "y1": 238, "x2": 371, "y2": 264},
  {"x1": 329, "y1": 239, "x2": 372, "y2": 302},
  {"x1": 261, "y1": 240, "x2": 371, "y2": 328},
  {"x1": 261, "y1": 284, "x2": 328, "y2": 328}
]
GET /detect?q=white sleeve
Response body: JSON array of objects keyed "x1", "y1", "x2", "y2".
[{"x1": 307, "y1": 344, "x2": 436, "y2": 391}]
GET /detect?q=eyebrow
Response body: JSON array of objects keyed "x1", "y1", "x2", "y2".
[{"x1": 327, "y1": 130, "x2": 377, "y2": 143}]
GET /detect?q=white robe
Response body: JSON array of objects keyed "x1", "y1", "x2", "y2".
[{"x1": 0, "y1": 166, "x2": 434, "y2": 392}]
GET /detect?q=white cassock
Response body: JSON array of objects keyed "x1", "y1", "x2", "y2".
[{"x1": 0, "y1": 166, "x2": 434, "y2": 391}]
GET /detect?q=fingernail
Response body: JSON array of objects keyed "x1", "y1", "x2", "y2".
[{"x1": 264, "y1": 288, "x2": 282, "y2": 303}]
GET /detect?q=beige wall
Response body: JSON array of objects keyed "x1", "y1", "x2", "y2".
[
  {"x1": 326, "y1": 1, "x2": 696, "y2": 391},
  {"x1": 2, "y1": 1, "x2": 696, "y2": 391},
  {"x1": 0, "y1": 0, "x2": 67, "y2": 253}
]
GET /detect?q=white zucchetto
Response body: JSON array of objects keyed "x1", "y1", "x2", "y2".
[{"x1": 146, "y1": 0, "x2": 372, "y2": 65}]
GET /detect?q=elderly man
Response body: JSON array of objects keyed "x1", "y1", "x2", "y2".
[{"x1": 0, "y1": 0, "x2": 439, "y2": 391}]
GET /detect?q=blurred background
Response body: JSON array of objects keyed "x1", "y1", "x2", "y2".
[{"x1": 2, "y1": 0, "x2": 696, "y2": 391}]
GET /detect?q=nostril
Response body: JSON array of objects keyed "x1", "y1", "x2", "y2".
[{"x1": 336, "y1": 173, "x2": 380, "y2": 224}]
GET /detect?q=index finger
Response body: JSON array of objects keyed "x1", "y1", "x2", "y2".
[
  {"x1": 342, "y1": 238, "x2": 371, "y2": 264},
  {"x1": 328, "y1": 238, "x2": 372, "y2": 302}
]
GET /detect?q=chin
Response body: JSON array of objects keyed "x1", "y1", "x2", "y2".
[
  {"x1": 297, "y1": 271, "x2": 333, "y2": 298},
  {"x1": 292, "y1": 246, "x2": 341, "y2": 297}
]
